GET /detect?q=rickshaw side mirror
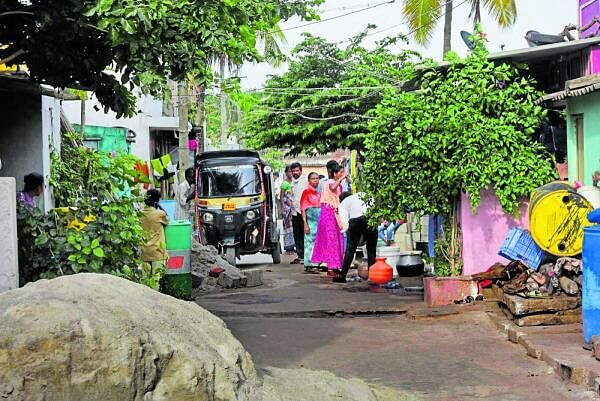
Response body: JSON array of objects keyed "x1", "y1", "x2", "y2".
[{"x1": 263, "y1": 165, "x2": 272, "y2": 174}]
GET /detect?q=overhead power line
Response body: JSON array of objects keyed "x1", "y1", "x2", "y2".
[
  {"x1": 279, "y1": 0, "x2": 396, "y2": 32},
  {"x1": 315, "y1": 0, "x2": 470, "y2": 85}
]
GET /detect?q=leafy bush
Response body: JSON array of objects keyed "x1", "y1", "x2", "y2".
[
  {"x1": 362, "y1": 29, "x2": 557, "y2": 275},
  {"x1": 17, "y1": 132, "x2": 161, "y2": 288}
]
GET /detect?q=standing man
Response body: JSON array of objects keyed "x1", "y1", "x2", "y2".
[
  {"x1": 290, "y1": 162, "x2": 308, "y2": 264},
  {"x1": 175, "y1": 167, "x2": 195, "y2": 222},
  {"x1": 334, "y1": 192, "x2": 378, "y2": 283}
]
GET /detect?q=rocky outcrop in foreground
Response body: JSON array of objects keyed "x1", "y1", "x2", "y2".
[{"x1": 0, "y1": 274, "x2": 408, "y2": 401}]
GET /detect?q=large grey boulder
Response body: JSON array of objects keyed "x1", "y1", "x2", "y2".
[
  {"x1": 0, "y1": 274, "x2": 406, "y2": 401},
  {"x1": 0, "y1": 274, "x2": 258, "y2": 401}
]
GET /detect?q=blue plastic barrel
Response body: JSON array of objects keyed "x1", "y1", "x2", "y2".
[
  {"x1": 159, "y1": 200, "x2": 176, "y2": 221},
  {"x1": 583, "y1": 226, "x2": 600, "y2": 343}
]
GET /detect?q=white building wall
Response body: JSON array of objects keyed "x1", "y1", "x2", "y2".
[
  {"x1": 41, "y1": 95, "x2": 61, "y2": 211},
  {"x1": 0, "y1": 177, "x2": 18, "y2": 292},
  {"x1": 62, "y1": 93, "x2": 178, "y2": 163}
]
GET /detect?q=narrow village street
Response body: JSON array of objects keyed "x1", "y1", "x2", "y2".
[
  {"x1": 5, "y1": 1, "x2": 600, "y2": 400},
  {"x1": 197, "y1": 254, "x2": 599, "y2": 401}
]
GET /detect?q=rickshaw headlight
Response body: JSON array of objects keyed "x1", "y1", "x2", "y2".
[
  {"x1": 202, "y1": 212, "x2": 214, "y2": 223},
  {"x1": 246, "y1": 210, "x2": 257, "y2": 220},
  {"x1": 263, "y1": 165, "x2": 272, "y2": 174}
]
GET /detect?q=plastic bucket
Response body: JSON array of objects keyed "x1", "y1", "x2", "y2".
[
  {"x1": 578, "y1": 186, "x2": 600, "y2": 209},
  {"x1": 583, "y1": 226, "x2": 600, "y2": 343},
  {"x1": 165, "y1": 220, "x2": 192, "y2": 251},
  {"x1": 376, "y1": 246, "x2": 403, "y2": 277},
  {"x1": 529, "y1": 182, "x2": 593, "y2": 256}
]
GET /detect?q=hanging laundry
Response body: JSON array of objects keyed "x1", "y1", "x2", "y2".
[{"x1": 150, "y1": 154, "x2": 176, "y2": 186}]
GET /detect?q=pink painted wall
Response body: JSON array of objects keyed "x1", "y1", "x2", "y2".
[{"x1": 460, "y1": 189, "x2": 529, "y2": 275}]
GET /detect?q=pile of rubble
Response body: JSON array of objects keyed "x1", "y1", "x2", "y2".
[
  {"x1": 190, "y1": 240, "x2": 263, "y2": 295},
  {"x1": 474, "y1": 258, "x2": 582, "y2": 326},
  {"x1": 484, "y1": 257, "x2": 582, "y2": 297}
]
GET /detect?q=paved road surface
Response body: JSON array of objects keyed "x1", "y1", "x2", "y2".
[{"x1": 196, "y1": 256, "x2": 598, "y2": 401}]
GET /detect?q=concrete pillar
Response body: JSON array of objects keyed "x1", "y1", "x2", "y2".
[{"x1": 0, "y1": 178, "x2": 19, "y2": 291}]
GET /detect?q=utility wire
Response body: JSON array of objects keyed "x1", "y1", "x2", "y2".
[
  {"x1": 314, "y1": 0, "x2": 470, "y2": 85},
  {"x1": 292, "y1": 112, "x2": 374, "y2": 121},
  {"x1": 261, "y1": 91, "x2": 382, "y2": 113},
  {"x1": 279, "y1": 0, "x2": 396, "y2": 32},
  {"x1": 250, "y1": 85, "x2": 389, "y2": 93}
]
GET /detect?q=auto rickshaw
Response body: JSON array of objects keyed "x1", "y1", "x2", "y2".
[{"x1": 194, "y1": 150, "x2": 281, "y2": 266}]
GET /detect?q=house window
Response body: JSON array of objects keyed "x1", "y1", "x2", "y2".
[{"x1": 575, "y1": 115, "x2": 585, "y2": 182}]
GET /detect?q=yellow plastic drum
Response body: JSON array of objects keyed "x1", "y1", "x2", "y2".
[{"x1": 529, "y1": 182, "x2": 594, "y2": 256}]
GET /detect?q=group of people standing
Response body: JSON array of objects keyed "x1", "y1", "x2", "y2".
[{"x1": 277, "y1": 160, "x2": 378, "y2": 283}]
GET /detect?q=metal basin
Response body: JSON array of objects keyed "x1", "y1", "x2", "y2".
[{"x1": 396, "y1": 253, "x2": 424, "y2": 277}]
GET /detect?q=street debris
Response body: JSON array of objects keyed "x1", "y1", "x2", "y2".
[{"x1": 190, "y1": 240, "x2": 261, "y2": 295}]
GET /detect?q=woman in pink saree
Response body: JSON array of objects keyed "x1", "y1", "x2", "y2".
[{"x1": 311, "y1": 162, "x2": 346, "y2": 274}]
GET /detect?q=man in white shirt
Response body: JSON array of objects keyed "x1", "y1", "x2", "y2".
[
  {"x1": 290, "y1": 162, "x2": 308, "y2": 263},
  {"x1": 334, "y1": 192, "x2": 378, "y2": 283},
  {"x1": 175, "y1": 167, "x2": 195, "y2": 222}
]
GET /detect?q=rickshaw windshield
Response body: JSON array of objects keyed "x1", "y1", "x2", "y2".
[{"x1": 199, "y1": 164, "x2": 261, "y2": 197}]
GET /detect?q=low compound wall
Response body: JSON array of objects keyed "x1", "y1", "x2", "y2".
[{"x1": 460, "y1": 189, "x2": 529, "y2": 276}]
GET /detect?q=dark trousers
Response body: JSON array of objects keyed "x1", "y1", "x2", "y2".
[
  {"x1": 340, "y1": 216, "x2": 378, "y2": 278},
  {"x1": 292, "y1": 213, "x2": 305, "y2": 259}
]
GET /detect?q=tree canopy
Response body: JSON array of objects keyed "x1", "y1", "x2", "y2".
[
  {"x1": 362, "y1": 35, "x2": 556, "y2": 225},
  {"x1": 0, "y1": 0, "x2": 322, "y2": 117},
  {"x1": 244, "y1": 30, "x2": 419, "y2": 155},
  {"x1": 402, "y1": 0, "x2": 517, "y2": 55}
]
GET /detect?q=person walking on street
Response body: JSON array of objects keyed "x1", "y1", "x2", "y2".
[
  {"x1": 301, "y1": 172, "x2": 321, "y2": 272},
  {"x1": 281, "y1": 181, "x2": 295, "y2": 254},
  {"x1": 334, "y1": 192, "x2": 378, "y2": 283},
  {"x1": 290, "y1": 162, "x2": 308, "y2": 264},
  {"x1": 311, "y1": 161, "x2": 345, "y2": 274}
]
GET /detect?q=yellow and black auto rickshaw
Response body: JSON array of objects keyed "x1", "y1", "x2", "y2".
[{"x1": 194, "y1": 150, "x2": 281, "y2": 266}]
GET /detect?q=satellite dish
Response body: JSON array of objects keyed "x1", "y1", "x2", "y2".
[
  {"x1": 525, "y1": 30, "x2": 566, "y2": 47},
  {"x1": 461, "y1": 31, "x2": 476, "y2": 50}
]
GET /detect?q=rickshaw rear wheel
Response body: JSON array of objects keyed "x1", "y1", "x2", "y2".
[
  {"x1": 225, "y1": 247, "x2": 236, "y2": 267},
  {"x1": 271, "y1": 243, "x2": 281, "y2": 264}
]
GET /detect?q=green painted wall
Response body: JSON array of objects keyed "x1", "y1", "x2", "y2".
[
  {"x1": 566, "y1": 91, "x2": 600, "y2": 185},
  {"x1": 73, "y1": 124, "x2": 131, "y2": 154}
]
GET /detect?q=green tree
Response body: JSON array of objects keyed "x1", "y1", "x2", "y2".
[
  {"x1": 362, "y1": 35, "x2": 555, "y2": 274},
  {"x1": 0, "y1": 0, "x2": 322, "y2": 117},
  {"x1": 245, "y1": 30, "x2": 418, "y2": 155},
  {"x1": 402, "y1": 0, "x2": 517, "y2": 55}
]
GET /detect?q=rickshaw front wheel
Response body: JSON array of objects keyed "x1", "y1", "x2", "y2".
[{"x1": 272, "y1": 243, "x2": 281, "y2": 264}]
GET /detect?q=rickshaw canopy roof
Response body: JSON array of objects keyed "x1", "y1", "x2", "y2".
[{"x1": 195, "y1": 150, "x2": 262, "y2": 166}]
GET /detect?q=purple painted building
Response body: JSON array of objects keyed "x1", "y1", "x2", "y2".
[{"x1": 580, "y1": 0, "x2": 600, "y2": 73}]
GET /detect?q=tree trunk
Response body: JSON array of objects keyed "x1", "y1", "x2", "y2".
[
  {"x1": 443, "y1": 0, "x2": 453, "y2": 57},
  {"x1": 178, "y1": 81, "x2": 190, "y2": 182},
  {"x1": 234, "y1": 66, "x2": 242, "y2": 144},
  {"x1": 447, "y1": 196, "x2": 463, "y2": 275},
  {"x1": 195, "y1": 85, "x2": 206, "y2": 154},
  {"x1": 472, "y1": 0, "x2": 481, "y2": 27},
  {"x1": 219, "y1": 56, "x2": 228, "y2": 149},
  {"x1": 80, "y1": 99, "x2": 85, "y2": 137}
]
